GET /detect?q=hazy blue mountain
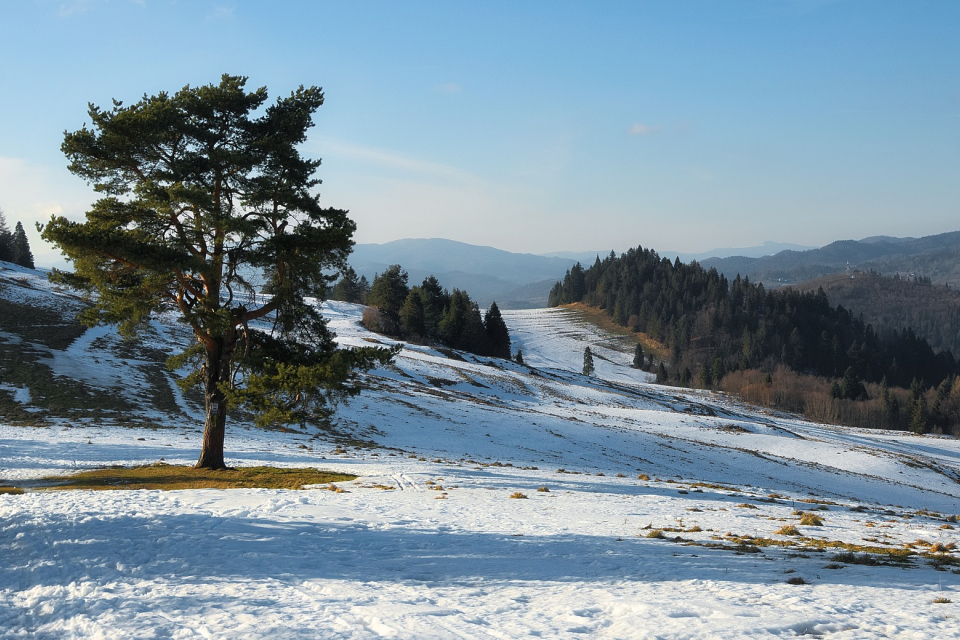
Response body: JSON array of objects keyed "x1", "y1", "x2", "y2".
[
  {"x1": 348, "y1": 239, "x2": 578, "y2": 308},
  {"x1": 540, "y1": 241, "x2": 815, "y2": 265},
  {"x1": 667, "y1": 241, "x2": 817, "y2": 262},
  {"x1": 538, "y1": 250, "x2": 611, "y2": 265},
  {"x1": 346, "y1": 232, "x2": 960, "y2": 307},
  {"x1": 702, "y1": 231, "x2": 960, "y2": 286}
]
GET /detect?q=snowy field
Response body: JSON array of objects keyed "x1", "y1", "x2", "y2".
[{"x1": 2, "y1": 266, "x2": 960, "y2": 638}]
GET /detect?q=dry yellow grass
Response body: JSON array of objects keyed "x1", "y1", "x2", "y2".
[
  {"x1": 799, "y1": 512, "x2": 824, "y2": 526},
  {"x1": 33, "y1": 463, "x2": 356, "y2": 491}
]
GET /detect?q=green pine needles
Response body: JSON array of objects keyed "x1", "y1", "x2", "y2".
[{"x1": 41, "y1": 75, "x2": 396, "y2": 469}]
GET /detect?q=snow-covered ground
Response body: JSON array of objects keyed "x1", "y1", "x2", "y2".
[{"x1": 2, "y1": 266, "x2": 960, "y2": 638}]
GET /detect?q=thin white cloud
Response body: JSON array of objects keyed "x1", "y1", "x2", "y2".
[
  {"x1": 207, "y1": 5, "x2": 235, "y2": 21},
  {"x1": 629, "y1": 123, "x2": 660, "y2": 136},
  {"x1": 56, "y1": 0, "x2": 143, "y2": 18},
  {"x1": 314, "y1": 138, "x2": 478, "y2": 184},
  {"x1": 57, "y1": 0, "x2": 93, "y2": 17}
]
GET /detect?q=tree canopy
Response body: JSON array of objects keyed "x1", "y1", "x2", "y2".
[{"x1": 41, "y1": 74, "x2": 395, "y2": 469}]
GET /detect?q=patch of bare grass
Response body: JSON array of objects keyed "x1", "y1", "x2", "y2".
[{"x1": 36, "y1": 463, "x2": 356, "y2": 491}]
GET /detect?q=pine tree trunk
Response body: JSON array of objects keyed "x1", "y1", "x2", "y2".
[{"x1": 195, "y1": 339, "x2": 230, "y2": 470}]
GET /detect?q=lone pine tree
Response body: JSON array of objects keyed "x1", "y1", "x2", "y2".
[
  {"x1": 12, "y1": 222, "x2": 34, "y2": 269},
  {"x1": 42, "y1": 75, "x2": 395, "y2": 469},
  {"x1": 583, "y1": 346, "x2": 595, "y2": 376},
  {"x1": 632, "y1": 343, "x2": 644, "y2": 369}
]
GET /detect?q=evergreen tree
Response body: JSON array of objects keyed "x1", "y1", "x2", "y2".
[
  {"x1": 909, "y1": 395, "x2": 928, "y2": 434},
  {"x1": 11, "y1": 221, "x2": 33, "y2": 269},
  {"x1": 367, "y1": 265, "x2": 409, "y2": 335},
  {"x1": 0, "y1": 209, "x2": 13, "y2": 263},
  {"x1": 656, "y1": 362, "x2": 668, "y2": 384},
  {"x1": 463, "y1": 301, "x2": 487, "y2": 354},
  {"x1": 583, "y1": 346, "x2": 595, "y2": 376},
  {"x1": 7, "y1": 220, "x2": 33, "y2": 268},
  {"x1": 514, "y1": 348, "x2": 524, "y2": 365},
  {"x1": 835, "y1": 367, "x2": 867, "y2": 401},
  {"x1": 632, "y1": 343, "x2": 644, "y2": 369},
  {"x1": 41, "y1": 74, "x2": 396, "y2": 469},
  {"x1": 419, "y1": 275, "x2": 448, "y2": 339},
  {"x1": 439, "y1": 289, "x2": 486, "y2": 351},
  {"x1": 483, "y1": 301, "x2": 511, "y2": 359},
  {"x1": 698, "y1": 363, "x2": 712, "y2": 388},
  {"x1": 711, "y1": 357, "x2": 726, "y2": 386},
  {"x1": 399, "y1": 287, "x2": 426, "y2": 338},
  {"x1": 330, "y1": 266, "x2": 365, "y2": 303}
]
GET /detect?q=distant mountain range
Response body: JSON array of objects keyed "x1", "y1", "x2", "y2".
[
  {"x1": 702, "y1": 231, "x2": 960, "y2": 287},
  {"x1": 348, "y1": 239, "x2": 577, "y2": 308},
  {"x1": 348, "y1": 238, "x2": 817, "y2": 308},
  {"x1": 347, "y1": 232, "x2": 960, "y2": 308}
]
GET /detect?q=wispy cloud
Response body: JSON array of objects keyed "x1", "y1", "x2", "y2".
[
  {"x1": 315, "y1": 139, "x2": 477, "y2": 184},
  {"x1": 629, "y1": 123, "x2": 660, "y2": 136},
  {"x1": 56, "y1": 0, "x2": 143, "y2": 18},
  {"x1": 57, "y1": 0, "x2": 94, "y2": 17},
  {"x1": 207, "y1": 5, "x2": 235, "y2": 21},
  {"x1": 436, "y1": 83, "x2": 462, "y2": 94}
]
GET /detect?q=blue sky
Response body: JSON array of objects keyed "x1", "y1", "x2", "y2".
[{"x1": 1, "y1": 0, "x2": 958, "y2": 267}]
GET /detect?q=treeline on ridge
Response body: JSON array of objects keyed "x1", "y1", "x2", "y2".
[
  {"x1": 549, "y1": 247, "x2": 960, "y2": 434},
  {"x1": 331, "y1": 265, "x2": 511, "y2": 359}
]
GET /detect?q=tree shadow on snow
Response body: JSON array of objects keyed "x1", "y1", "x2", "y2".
[{"x1": 2, "y1": 507, "x2": 936, "y2": 596}]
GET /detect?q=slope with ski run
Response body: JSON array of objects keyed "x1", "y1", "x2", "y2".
[{"x1": 1, "y1": 266, "x2": 959, "y2": 638}]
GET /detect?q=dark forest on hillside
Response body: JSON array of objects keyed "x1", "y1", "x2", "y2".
[
  {"x1": 549, "y1": 247, "x2": 960, "y2": 434},
  {"x1": 797, "y1": 271, "x2": 960, "y2": 355}
]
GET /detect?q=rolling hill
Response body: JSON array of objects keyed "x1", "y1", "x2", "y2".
[{"x1": 2, "y1": 261, "x2": 960, "y2": 638}]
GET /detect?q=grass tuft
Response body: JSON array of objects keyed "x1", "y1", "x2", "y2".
[
  {"x1": 776, "y1": 525, "x2": 801, "y2": 536},
  {"x1": 932, "y1": 597, "x2": 952, "y2": 604},
  {"x1": 35, "y1": 464, "x2": 356, "y2": 491},
  {"x1": 799, "y1": 512, "x2": 824, "y2": 526},
  {"x1": 509, "y1": 491, "x2": 528, "y2": 499},
  {"x1": 786, "y1": 576, "x2": 807, "y2": 585},
  {"x1": 536, "y1": 486, "x2": 550, "y2": 492}
]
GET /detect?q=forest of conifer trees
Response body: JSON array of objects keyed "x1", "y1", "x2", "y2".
[
  {"x1": 549, "y1": 246, "x2": 960, "y2": 434},
  {"x1": 331, "y1": 265, "x2": 512, "y2": 360}
]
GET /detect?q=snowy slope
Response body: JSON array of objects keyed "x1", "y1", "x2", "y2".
[{"x1": 2, "y1": 264, "x2": 960, "y2": 638}]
